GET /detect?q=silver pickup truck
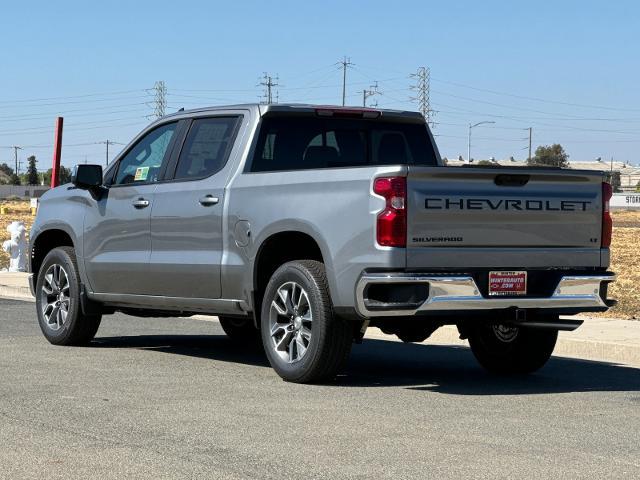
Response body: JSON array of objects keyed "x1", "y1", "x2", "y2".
[{"x1": 29, "y1": 104, "x2": 616, "y2": 383}]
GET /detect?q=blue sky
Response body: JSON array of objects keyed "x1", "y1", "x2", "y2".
[{"x1": 1, "y1": 0, "x2": 638, "y2": 171}]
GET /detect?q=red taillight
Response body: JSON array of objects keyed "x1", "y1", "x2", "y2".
[
  {"x1": 374, "y1": 176, "x2": 406, "y2": 247},
  {"x1": 315, "y1": 107, "x2": 381, "y2": 119},
  {"x1": 602, "y1": 182, "x2": 613, "y2": 248}
]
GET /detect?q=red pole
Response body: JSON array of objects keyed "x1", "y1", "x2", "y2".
[{"x1": 51, "y1": 117, "x2": 64, "y2": 188}]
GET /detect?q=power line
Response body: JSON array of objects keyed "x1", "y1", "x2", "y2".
[
  {"x1": 0, "y1": 89, "x2": 146, "y2": 106},
  {"x1": 431, "y1": 77, "x2": 640, "y2": 113},
  {"x1": 0, "y1": 94, "x2": 152, "y2": 110},
  {"x1": 337, "y1": 56, "x2": 355, "y2": 106}
]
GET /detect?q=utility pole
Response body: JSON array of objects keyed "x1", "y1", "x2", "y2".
[
  {"x1": 96, "y1": 140, "x2": 123, "y2": 166},
  {"x1": 259, "y1": 73, "x2": 279, "y2": 104},
  {"x1": 148, "y1": 81, "x2": 167, "y2": 119},
  {"x1": 528, "y1": 127, "x2": 532, "y2": 161},
  {"x1": 337, "y1": 56, "x2": 354, "y2": 106},
  {"x1": 12, "y1": 146, "x2": 22, "y2": 175},
  {"x1": 410, "y1": 67, "x2": 435, "y2": 129},
  {"x1": 362, "y1": 81, "x2": 380, "y2": 107}
]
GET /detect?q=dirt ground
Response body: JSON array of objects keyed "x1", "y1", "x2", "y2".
[{"x1": 1, "y1": 200, "x2": 638, "y2": 319}]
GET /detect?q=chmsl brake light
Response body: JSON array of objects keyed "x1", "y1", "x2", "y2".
[
  {"x1": 315, "y1": 107, "x2": 381, "y2": 119},
  {"x1": 373, "y1": 176, "x2": 406, "y2": 247},
  {"x1": 602, "y1": 182, "x2": 613, "y2": 248}
]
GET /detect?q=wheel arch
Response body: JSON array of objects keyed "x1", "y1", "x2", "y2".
[
  {"x1": 252, "y1": 228, "x2": 334, "y2": 316},
  {"x1": 30, "y1": 228, "x2": 77, "y2": 280}
]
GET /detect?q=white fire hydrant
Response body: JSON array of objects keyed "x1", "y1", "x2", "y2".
[{"x1": 2, "y1": 221, "x2": 28, "y2": 272}]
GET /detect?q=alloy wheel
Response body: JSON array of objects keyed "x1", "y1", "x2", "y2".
[
  {"x1": 268, "y1": 281, "x2": 313, "y2": 363},
  {"x1": 40, "y1": 264, "x2": 71, "y2": 331}
]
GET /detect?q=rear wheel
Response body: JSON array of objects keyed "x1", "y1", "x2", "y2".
[
  {"x1": 218, "y1": 316, "x2": 259, "y2": 343},
  {"x1": 260, "y1": 260, "x2": 353, "y2": 383},
  {"x1": 467, "y1": 323, "x2": 557, "y2": 374},
  {"x1": 35, "y1": 247, "x2": 101, "y2": 346}
]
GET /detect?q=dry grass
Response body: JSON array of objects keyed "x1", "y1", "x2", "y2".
[
  {"x1": 1, "y1": 200, "x2": 638, "y2": 319},
  {"x1": 599, "y1": 211, "x2": 640, "y2": 320}
]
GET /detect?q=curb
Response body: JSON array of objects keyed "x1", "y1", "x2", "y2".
[{"x1": 0, "y1": 285, "x2": 33, "y2": 302}]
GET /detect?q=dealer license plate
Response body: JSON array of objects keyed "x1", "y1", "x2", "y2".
[{"x1": 488, "y1": 271, "x2": 527, "y2": 296}]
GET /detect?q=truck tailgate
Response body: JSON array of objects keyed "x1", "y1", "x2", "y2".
[{"x1": 406, "y1": 166, "x2": 605, "y2": 269}]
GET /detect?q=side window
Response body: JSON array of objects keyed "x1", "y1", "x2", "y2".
[
  {"x1": 173, "y1": 117, "x2": 240, "y2": 180},
  {"x1": 113, "y1": 122, "x2": 177, "y2": 185}
]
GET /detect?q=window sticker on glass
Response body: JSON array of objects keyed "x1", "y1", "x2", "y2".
[{"x1": 134, "y1": 166, "x2": 150, "y2": 182}]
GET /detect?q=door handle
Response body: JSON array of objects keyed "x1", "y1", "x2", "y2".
[
  {"x1": 132, "y1": 198, "x2": 150, "y2": 209},
  {"x1": 199, "y1": 195, "x2": 220, "y2": 207}
]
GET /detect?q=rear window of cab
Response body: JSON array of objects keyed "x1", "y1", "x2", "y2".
[{"x1": 249, "y1": 116, "x2": 437, "y2": 172}]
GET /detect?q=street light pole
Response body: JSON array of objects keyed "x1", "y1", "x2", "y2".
[{"x1": 467, "y1": 121, "x2": 495, "y2": 163}]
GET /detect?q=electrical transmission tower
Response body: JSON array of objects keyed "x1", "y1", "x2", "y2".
[
  {"x1": 259, "y1": 73, "x2": 279, "y2": 104},
  {"x1": 337, "y1": 56, "x2": 354, "y2": 106},
  {"x1": 148, "y1": 81, "x2": 167, "y2": 119},
  {"x1": 410, "y1": 67, "x2": 435, "y2": 128},
  {"x1": 363, "y1": 81, "x2": 381, "y2": 107}
]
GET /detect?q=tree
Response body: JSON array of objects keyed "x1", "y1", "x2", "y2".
[
  {"x1": 26, "y1": 155, "x2": 39, "y2": 185},
  {"x1": 604, "y1": 170, "x2": 622, "y2": 192},
  {"x1": 0, "y1": 163, "x2": 13, "y2": 177},
  {"x1": 10, "y1": 173, "x2": 21, "y2": 185},
  {"x1": 527, "y1": 144, "x2": 569, "y2": 168},
  {"x1": 43, "y1": 166, "x2": 72, "y2": 186},
  {"x1": 476, "y1": 160, "x2": 495, "y2": 166}
]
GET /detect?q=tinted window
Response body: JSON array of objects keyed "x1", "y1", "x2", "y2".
[
  {"x1": 114, "y1": 122, "x2": 177, "y2": 185},
  {"x1": 174, "y1": 117, "x2": 240, "y2": 180},
  {"x1": 250, "y1": 116, "x2": 436, "y2": 172}
]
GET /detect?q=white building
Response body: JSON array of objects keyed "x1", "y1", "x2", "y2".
[{"x1": 443, "y1": 157, "x2": 640, "y2": 191}]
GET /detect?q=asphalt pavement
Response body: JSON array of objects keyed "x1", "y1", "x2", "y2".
[{"x1": 1, "y1": 299, "x2": 639, "y2": 479}]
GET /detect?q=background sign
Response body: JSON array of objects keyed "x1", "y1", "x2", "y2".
[{"x1": 611, "y1": 193, "x2": 640, "y2": 209}]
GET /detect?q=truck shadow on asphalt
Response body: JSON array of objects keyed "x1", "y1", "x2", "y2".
[{"x1": 92, "y1": 334, "x2": 640, "y2": 395}]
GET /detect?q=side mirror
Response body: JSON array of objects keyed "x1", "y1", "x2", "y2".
[{"x1": 71, "y1": 164, "x2": 103, "y2": 190}]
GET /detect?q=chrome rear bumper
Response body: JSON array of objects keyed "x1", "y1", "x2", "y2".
[{"x1": 355, "y1": 273, "x2": 615, "y2": 317}]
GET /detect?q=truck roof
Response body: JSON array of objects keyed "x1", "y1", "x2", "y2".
[{"x1": 162, "y1": 103, "x2": 425, "y2": 122}]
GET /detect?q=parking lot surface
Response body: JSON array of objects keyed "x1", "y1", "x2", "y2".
[{"x1": 1, "y1": 299, "x2": 639, "y2": 479}]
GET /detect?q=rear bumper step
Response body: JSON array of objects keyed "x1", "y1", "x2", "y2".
[{"x1": 355, "y1": 273, "x2": 615, "y2": 317}]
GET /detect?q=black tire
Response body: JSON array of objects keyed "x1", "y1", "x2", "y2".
[
  {"x1": 260, "y1": 260, "x2": 353, "y2": 383},
  {"x1": 467, "y1": 323, "x2": 557, "y2": 374},
  {"x1": 35, "y1": 246, "x2": 101, "y2": 346},
  {"x1": 396, "y1": 331, "x2": 430, "y2": 343},
  {"x1": 218, "y1": 316, "x2": 259, "y2": 343}
]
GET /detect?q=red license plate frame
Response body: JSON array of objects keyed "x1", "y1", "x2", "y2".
[{"x1": 488, "y1": 271, "x2": 527, "y2": 296}]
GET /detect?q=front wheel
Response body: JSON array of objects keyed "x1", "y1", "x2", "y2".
[
  {"x1": 35, "y1": 247, "x2": 101, "y2": 346},
  {"x1": 260, "y1": 260, "x2": 353, "y2": 383},
  {"x1": 467, "y1": 323, "x2": 557, "y2": 374}
]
